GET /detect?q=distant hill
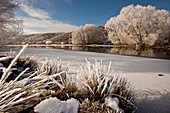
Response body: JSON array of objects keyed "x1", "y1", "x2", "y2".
[
  {"x1": 14, "y1": 32, "x2": 72, "y2": 45},
  {"x1": 13, "y1": 26, "x2": 109, "y2": 45}
]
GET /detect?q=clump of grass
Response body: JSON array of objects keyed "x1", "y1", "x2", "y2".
[
  {"x1": 0, "y1": 51, "x2": 39, "y2": 82},
  {"x1": 57, "y1": 59, "x2": 136, "y2": 113},
  {"x1": 0, "y1": 45, "x2": 67, "y2": 113},
  {"x1": 37, "y1": 57, "x2": 67, "y2": 76},
  {"x1": 17, "y1": 56, "x2": 39, "y2": 72}
]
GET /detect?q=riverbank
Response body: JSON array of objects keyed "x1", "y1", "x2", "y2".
[
  {"x1": 7, "y1": 44, "x2": 170, "y2": 49},
  {"x1": 7, "y1": 44, "x2": 127, "y2": 48},
  {"x1": 20, "y1": 47, "x2": 170, "y2": 113}
]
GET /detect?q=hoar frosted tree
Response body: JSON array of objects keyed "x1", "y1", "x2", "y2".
[
  {"x1": 0, "y1": 0, "x2": 22, "y2": 47},
  {"x1": 105, "y1": 5, "x2": 170, "y2": 48},
  {"x1": 72, "y1": 24, "x2": 105, "y2": 45}
]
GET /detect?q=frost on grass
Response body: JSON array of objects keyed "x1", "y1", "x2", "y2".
[
  {"x1": 0, "y1": 45, "x2": 67, "y2": 113},
  {"x1": 0, "y1": 45, "x2": 136, "y2": 113},
  {"x1": 34, "y1": 59, "x2": 136, "y2": 113},
  {"x1": 56, "y1": 59, "x2": 136, "y2": 113}
]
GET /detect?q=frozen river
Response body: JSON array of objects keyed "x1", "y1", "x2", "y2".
[{"x1": 19, "y1": 47, "x2": 170, "y2": 74}]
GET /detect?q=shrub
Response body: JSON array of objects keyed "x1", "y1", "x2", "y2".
[{"x1": 72, "y1": 24, "x2": 106, "y2": 45}]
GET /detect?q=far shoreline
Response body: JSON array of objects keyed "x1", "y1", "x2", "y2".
[
  {"x1": 6, "y1": 44, "x2": 170, "y2": 49},
  {"x1": 5, "y1": 44, "x2": 170, "y2": 60},
  {"x1": 7, "y1": 44, "x2": 126, "y2": 48}
]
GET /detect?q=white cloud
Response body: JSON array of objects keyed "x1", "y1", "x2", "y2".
[
  {"x1": 20, "y1": 4, "x2": 51, "y2": 19},
  {"x1": 18, "y1": 4, "x2": 78, "y2": 34},
  {"x1": 21, "y1": 17, "x2": 78, "y2": 34}
]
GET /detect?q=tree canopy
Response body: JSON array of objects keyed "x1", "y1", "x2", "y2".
[
  {"x1": 105, "y1": 5, "x2": 170, "y2": 48},
  {"x1": 72, "y1": 24, "x2": 105, "y2": 45}
]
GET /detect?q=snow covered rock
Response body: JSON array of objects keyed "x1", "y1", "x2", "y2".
[{"x1": 34, "y1": 97, "x2": 80, "y2": 113}]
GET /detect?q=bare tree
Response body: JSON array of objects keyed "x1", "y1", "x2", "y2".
[
  {"x1": 72, "y1": 24, "x2": 106, "y2": 45},
  {"x1": 0, "y1": 0, "x2": 22, "y2": 47},
  {"x1": 105, "y1": 5, "x2": 170, "y2": 49}
]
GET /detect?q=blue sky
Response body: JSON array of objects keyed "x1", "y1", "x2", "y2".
[{"x1": 16, "y1": 0, "x2": 170, "y2": 34}]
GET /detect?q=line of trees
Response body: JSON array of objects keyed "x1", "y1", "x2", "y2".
[
  {"x1": 71, "y1": 5, "x2": 170, "y2": 48},
  {"x1": 1, "y1": 2, "x2": 170, "y2": 49},
  {"x1": 0, "y1": 0, "x2": 22, "y2": 47}
]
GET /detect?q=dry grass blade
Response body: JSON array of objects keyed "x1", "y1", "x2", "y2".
[
  {"x1": 0, "y1": 44, "x2": 28, "y2": 85},
  {"x1": 0, "y1": 45, "x2": 68, "y2": 113}
]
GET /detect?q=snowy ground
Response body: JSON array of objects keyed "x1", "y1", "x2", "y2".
[{"x1": 21, "y1": 47, "x2": 170, "y2": 113}]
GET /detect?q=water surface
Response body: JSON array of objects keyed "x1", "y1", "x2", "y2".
[{"x1": 15, "y1": 46, "x2": 170, "y2": 59}]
